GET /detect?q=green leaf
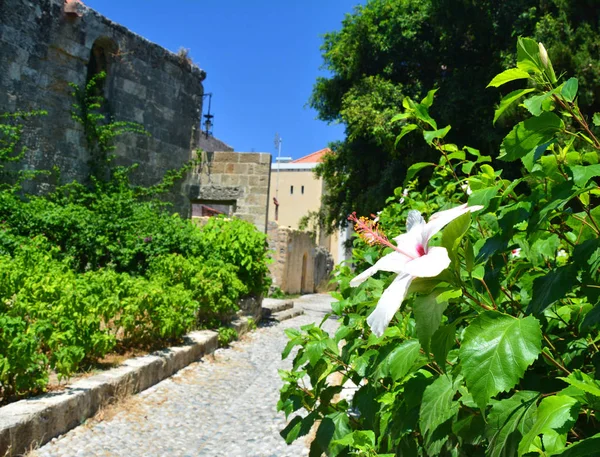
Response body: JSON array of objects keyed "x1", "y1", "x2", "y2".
[
  {"x1": 487, "y1": 68, "x2": 531, "y2": 88},
  {"x1": 570, "y1": 164, "x2": 600, "y2": 188},
  {"x1": 413, "y1": 103, "x2": 437, "y2": 129},
  {"x1": 468, "y1": 185, "x2": 501, "y2": 209},
  {"x1": 395, "y1": 123, "x2": 419, "y2": 146},
  {"x1": 419, "y1": 374, "x2": 462, "y2": 440},
  {"x1": 413, "y1": 292, "x2": 449, "y2": 354},
  {"x1": 317, "y1": 412, "x2": 352, "y2": 457},
  {"x1": 552, "y1": 433, "x2": 600, "y2": 456},
  {"x1": 404, "y1": 162, "x2": 436, "y2": 182},
  {"x1": 494, "y1": 88, "x2": 536, "y2": 125},
  {"x1": 281, "y1": 411, "x2": 319, "y2": 444},
  {"x1": 593, "y1": 113, "x2": 600, "y2": 127},
  {"x1": 431, "y1": 323, "x2": 457, "y2": 372},
  {"x1": 562, "y1": 78, "x2": 579, "y2": 102},
  {"x1": 582, "y1": 302, "x2": 600, "y2": 330},
  {"x1": 558, "y1": 370, "x2": 600, "y2": 398},
  {"x1": 500, "y1": 111, "x2": 564, "y2": 161},
  {"x1": 527, "y1": 265, "x2": 578, "y2": 315},
  {"x1": 387, "y1": 339, "x2": 421, "y2": 381},
  {"x1": 523, "y1": 90, "x2": 556, "y2": 116},
  {"x1": 423, "y1": 125, "x2": 451, "y2": 145},
  {"x1": 442, "y1": 212, "x2": 471, "y2": 257},
  {"x1": 486, "y1": 391, "x2": 539, "y2": 457},
  {"x1": 516, "y1": 37, "x2": 543, "y2": 74},
  {"x1": 460, "y1": 312, "x2": 542, "y2": 410},
  {"x1": 518, "y1": 395, "x2": 579, "y2": 456},
  {"x1": 420, "y1": 88, "x2": 438, "y2": 108}
]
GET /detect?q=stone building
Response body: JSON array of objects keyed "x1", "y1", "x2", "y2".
[{"x1": 0, "y1": 0, "x2": 271, "y2": 229}]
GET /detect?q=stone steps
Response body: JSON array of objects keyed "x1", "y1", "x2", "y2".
[
  {"x1": 261, "y1": 298, "x2": 304, "y2": 321},
  {"x1": 269, "y1": 307, "x2": 304, "y2": 322}
]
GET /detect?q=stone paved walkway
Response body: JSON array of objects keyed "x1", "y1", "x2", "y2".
[{"x1": 34, "y1": 294, "x2": 338, "y2": 457}]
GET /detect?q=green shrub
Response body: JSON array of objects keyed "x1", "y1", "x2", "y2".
[
  {"x1": 279, "y1": 38, "x2": 600, "y2": 456},
  {"x1": 217, "y1": 327, "x2": 238, "y2": 347},
  {"x1": 196, "y1": 217, "x2": 271, "y2": 297},
  {"x1": 0, "y1": 74, "x2": 272, "y2": 402}
]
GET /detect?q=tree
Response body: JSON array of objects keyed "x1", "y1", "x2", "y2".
[{"x1": 313, "y1": 0, "x2": 600, "y2": 229}]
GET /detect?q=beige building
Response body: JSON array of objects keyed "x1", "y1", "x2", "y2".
[{"x1": 268, "y1": 149, "x2": 350, "y2": 265}]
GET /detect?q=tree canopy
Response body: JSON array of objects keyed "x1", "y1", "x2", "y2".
[{"x1": 313, "y1": 0, "x2": 600, "y2": 228}]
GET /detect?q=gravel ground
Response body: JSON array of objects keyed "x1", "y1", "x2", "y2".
[{"x1": 33, "y1": 294, "x2": 338, "y2": 457}]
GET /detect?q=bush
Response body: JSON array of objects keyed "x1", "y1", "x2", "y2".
[
  {"x1": 0, "y1": 76, "x2": 271, "y2": 402},
  {"x1": 279, "y1": 38, "x2": 600, "y2": 456}
]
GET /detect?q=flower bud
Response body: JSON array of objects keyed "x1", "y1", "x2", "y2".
[{"x1": 538, "y1": 42, "x2": 549, "y2": 68}]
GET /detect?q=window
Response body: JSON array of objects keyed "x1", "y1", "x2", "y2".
[
  {"x1": 86, "y1": 37, "x2": 118, "y2": 97},
  {"x1": 301, "y1": 185, "x2": 305, "y2": 194},
  {"x1": 290, "y1": 185, "x2": 294, "y2": 195}
]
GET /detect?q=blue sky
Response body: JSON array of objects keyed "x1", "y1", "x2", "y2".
[{"x1": 83, "y1": 0, "x2": 363, "y2": 160}]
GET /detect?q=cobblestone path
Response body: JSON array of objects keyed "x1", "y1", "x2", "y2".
[{"x1": 34, "y1": 294, "x2": 337, "y2": 457}]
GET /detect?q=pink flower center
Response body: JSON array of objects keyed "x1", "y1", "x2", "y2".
[{"x1": 416, "y1": 244, "x2": 426, "y2": 257}]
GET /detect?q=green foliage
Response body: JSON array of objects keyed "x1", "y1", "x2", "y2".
[
  {"x1": 312, "y1": 0, "x2": 600, "y2": 229},
  {"x1": 0, "y1": 78, "x2": 271, "y2": 403},
  {"x1": 217, "y1": 327, "x2": 238, "y2": 347},
  {"x1": 279, "y1": 38, "x2": 600, "y2": 456}
]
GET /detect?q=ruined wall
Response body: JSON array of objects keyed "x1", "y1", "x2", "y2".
[
  {"x1": 267, "y1": 222, "x2": 333, "y2": 294},
  {"x1": 0, "y1": 0, "x2": 205, "y2": 215},
  {"x1": 189, "y1": 151, "x2": 271, "y2": 233}
]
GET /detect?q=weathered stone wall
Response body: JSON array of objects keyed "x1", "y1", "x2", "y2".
[
  {"x1": 267, "y1": 222, "x2": 333, "y2": 294},
  {"x1": 188, "y1": 151, "x2": 271, "y2": 233},
  {"x1": 0, "y1": 0, "x2": 205, "y2": 215}
]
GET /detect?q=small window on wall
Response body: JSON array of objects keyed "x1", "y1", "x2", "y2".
[
  {"x1": 86, "y1": 37, "x2": 118, "y2": 97},
  {"x1": 301, "y1": 185, "x2": 305, "y2": 194},
  {"x1": 290, "y1": 185, "x2": 294, "y2": 195}
]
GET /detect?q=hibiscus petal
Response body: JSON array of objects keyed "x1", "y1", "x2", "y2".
[
  {"x1": 406, "y1": 210, "x2": 425, "y2": 232},
  {"x1": 400, "y1": 246, "x2": 450, "y2": 278},
  {"x1": 349, "y1": 251, "x2": 412, "y2": 287},
  {"x1": 424, "y1": 204, "x2": 483, "y2": 244},
  {"x1": 366, "y1": 273, "x2": 413, "y2": 337}
]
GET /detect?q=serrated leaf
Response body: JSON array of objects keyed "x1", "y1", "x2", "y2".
[
  {"x1": 387, "y1": 339, "x2": 421, "y2": 381},
  {"x1": 523, "y1": 90, "x2": 556, "y2": 116},
  {"x1": 500, "y1": 112, "x2": 564, "y2": 161},
  {"x1": 558, "y1": 370, "x2": 600, "y2": 397},
  {"x1": 468, "y1": 185, "x2": 501, "y2": 209},
  {"x1": 593, "y1": 113, "x2": 600, "y2": 127},
  {"x1": 423, "y1": 125, "x2": 451, "y2": 145},
  {"x1": 419, "y1": 374, "x2": 462, "y2": 439},
  {"x1": 312, "y1": 412, "x2": 352, "y2": 457},
  {"x1": 527, "y1": 265, "x2": 578, "y2": 315},
  {"x1": 486, "y1": 391, "x2": 539, "y2": 457},
  {"x1": 460, "y1": 312, "x2": 542, "y2": 410},
  {"x1": 552, "y1": 433, "x2": 600, "y2": 456},
  {"x1": 570, "y1": 164, "x2": 600, "y2": 188},
  {"x1": 494, "y1": 88, "x2": 536, "y2": 124},
  {"x1": 488, "y1": 68, "x2": 531, "y2": 88},
  {"x1": 413, "y1": 292, "x2": 449, "y2": 354},
  {"x1": 281, "y1": 411, "x2": 318, "y2": 444},
  {"x1": 518, "y1": 395, "x2": 579, "y2": 456},
  {"x1": 431, "y1": 323, "x2": 457, "y2": 372},
  {"x1": 561, "y1": 78, "x2": 579, "y2": 102}
]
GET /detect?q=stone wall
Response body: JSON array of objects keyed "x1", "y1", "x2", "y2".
[
  {"x1": 267, "y1": 222, "x2": 334, "y2": 294},
  {"x1": 188, "y1": 151, "x2": 271, "y2": 233},
  {"x1": 0, "y1": 0, "x2": 205, "y2": 215}
]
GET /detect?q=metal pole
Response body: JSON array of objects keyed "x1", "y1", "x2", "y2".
[{"x1": 274, "y1": 133, "x2": 282, "y2": 200}]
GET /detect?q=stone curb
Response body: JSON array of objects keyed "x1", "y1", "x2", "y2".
[{"x1": 0, "y1": 316, "x2": 255, "y2": 457}]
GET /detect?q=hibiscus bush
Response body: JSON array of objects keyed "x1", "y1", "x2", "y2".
[{"x1": 278, "y1": 38, "x2": 600, "y2": 456}]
